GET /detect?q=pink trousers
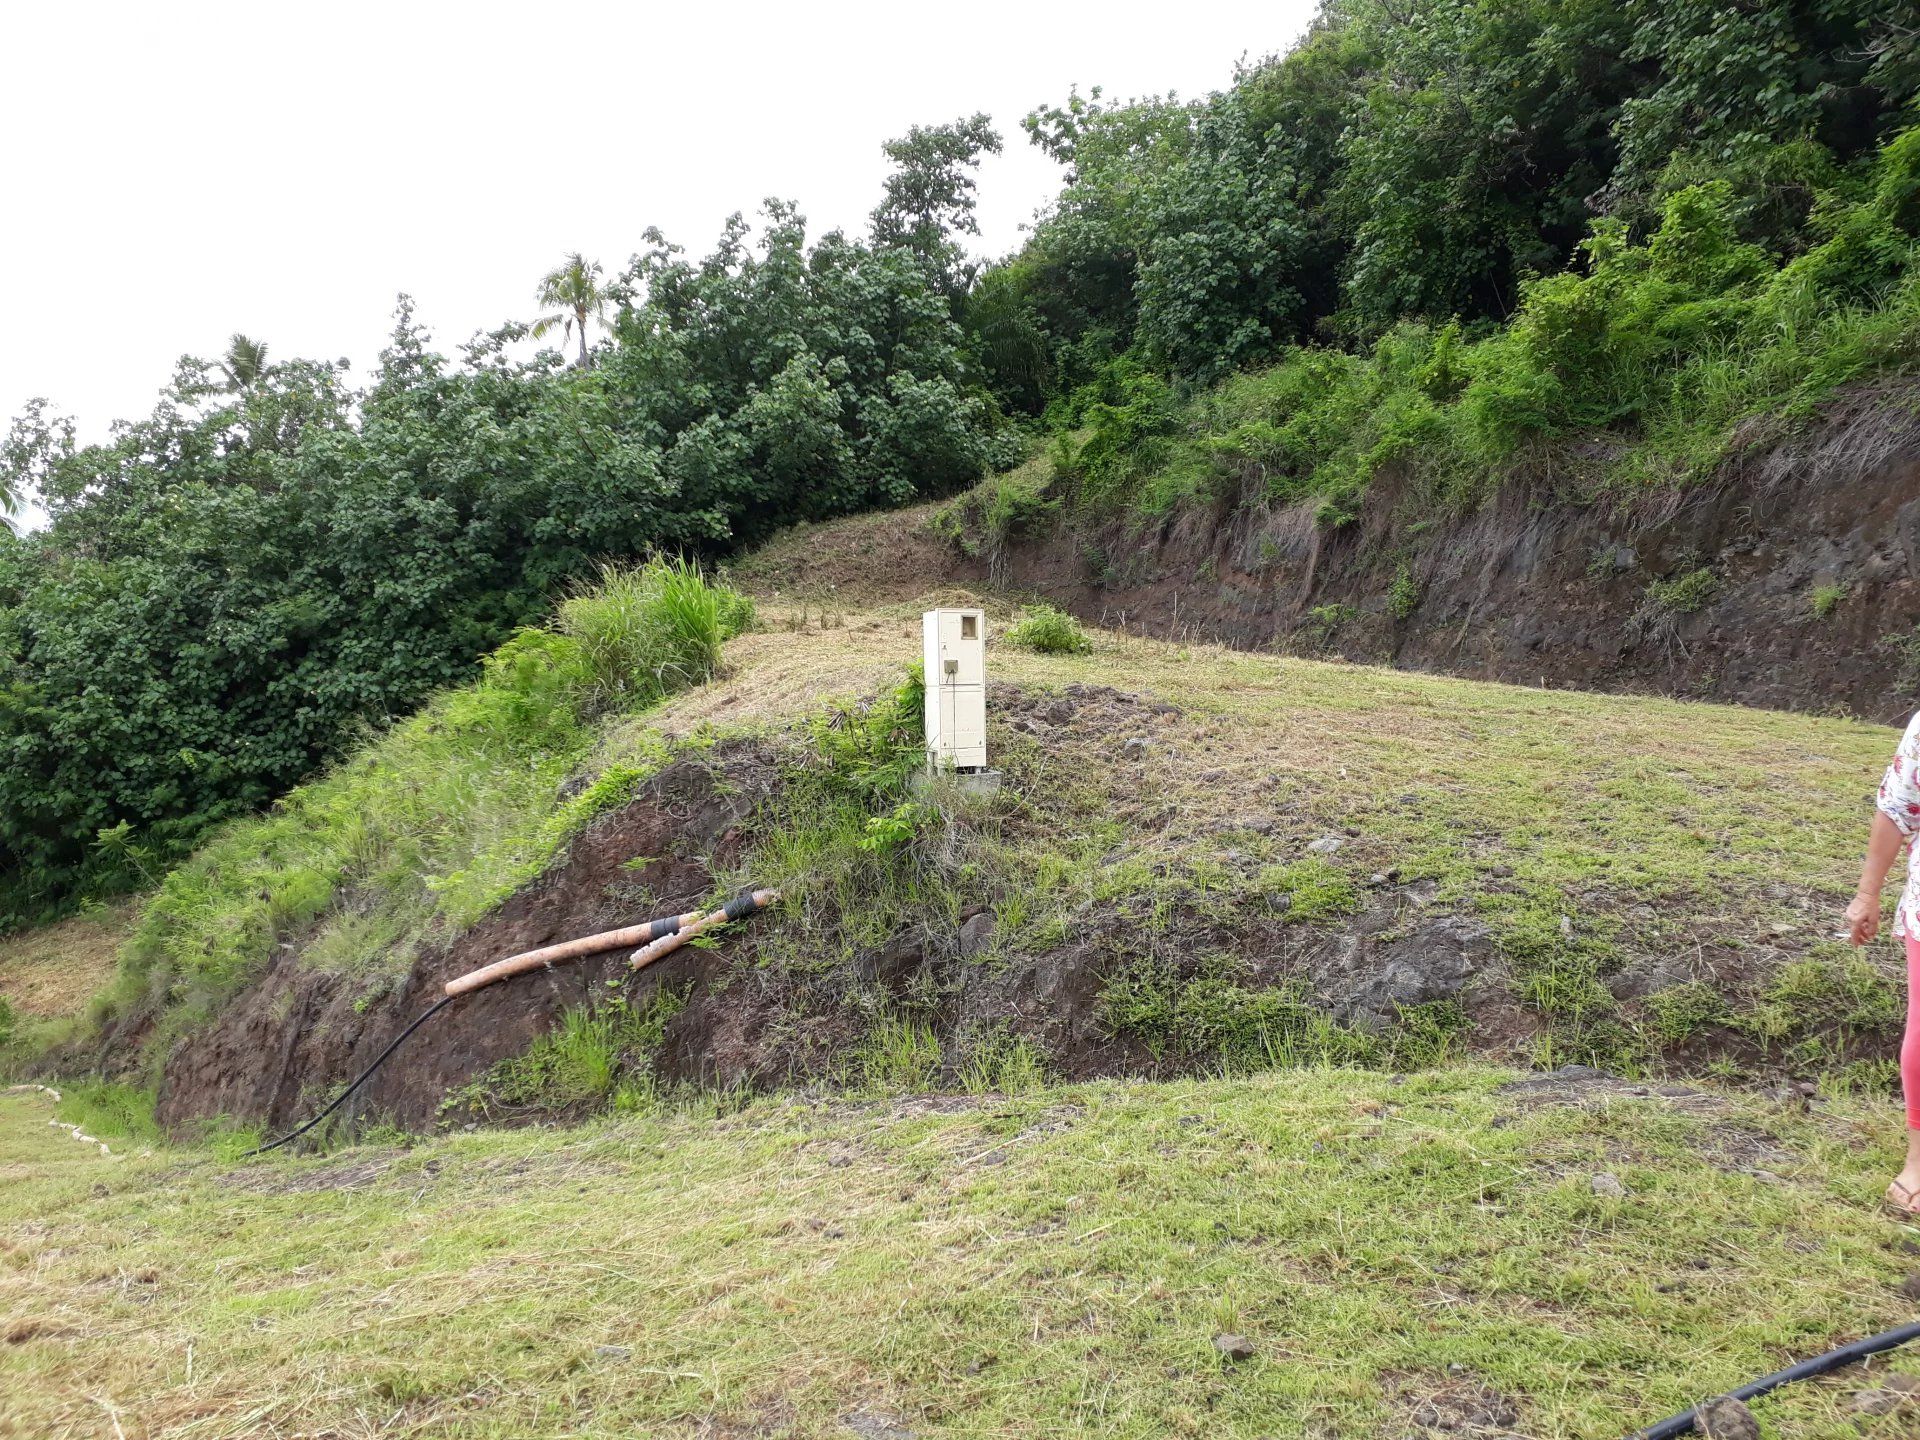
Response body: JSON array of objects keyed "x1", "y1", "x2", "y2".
[{"x1": 1907, "y1": 938, "x2": 1920, "y2": 1129}]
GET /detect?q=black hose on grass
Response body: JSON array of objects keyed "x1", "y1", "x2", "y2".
[
  {"x1": 243, "y1": 994, "x2": 458, "y2": 1157},
  {"x1": 1630, "y1": 1321, "x2": 1920, "y2": 1438}
]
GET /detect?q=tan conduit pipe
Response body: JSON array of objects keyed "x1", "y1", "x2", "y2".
[
  {"x1": 629, "y1": 889, "x2": 780, "y2": 971},
  {"x1": 443, "y1": 910, "x2": 705, "y2": 997}
]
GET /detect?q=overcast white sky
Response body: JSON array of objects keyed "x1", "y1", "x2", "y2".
[{"x1": 2, "y1": 0, "x2": 1317, "y2": 514}]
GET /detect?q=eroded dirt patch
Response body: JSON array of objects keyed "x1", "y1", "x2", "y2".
[
  {"x1": 156, "y1": 745, "x2": 781, "y2": 1135},
  {"x1": 1388, "y1": 1371, "x2": 1530, "y2": 1439}
]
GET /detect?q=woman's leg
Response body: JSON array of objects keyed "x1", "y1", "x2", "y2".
[{"x1": 1899, "y1": 936, "x2": 1920, "y2": 1198}]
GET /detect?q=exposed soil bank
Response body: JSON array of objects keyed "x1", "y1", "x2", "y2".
[
  {"x1": 990, "y1": 391, "x2": 1920, "y2": 722},
  {"x1": 153, "y1": 753, "x2": 771, "y2": 1134},
  {"x1": 150, "y1": 698, "x2": 1547, "y2": 1138},
  {"x1": 147, "y1": 686, "x2": 1895, "y2": 1141}
]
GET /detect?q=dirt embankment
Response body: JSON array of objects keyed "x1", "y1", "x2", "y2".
[
  {"x1": 153, "y1": 753, "x2": 773, "y2": 1135},
  {"x1": 981, "y1": 392, "x2": 1920, "y2": 722},
  {"x1": 151, "y1": 691, "x2": 1567, "y2": 1140}
]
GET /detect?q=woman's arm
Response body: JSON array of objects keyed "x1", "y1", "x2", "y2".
[
  {"x1": 1850, "y1": 715, "x2": 1920, "y2": 944},
  {"x1": 1846, "y1": 810, "x2": 1908, "y2": 944}
]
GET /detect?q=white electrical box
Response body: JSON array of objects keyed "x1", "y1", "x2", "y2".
[{"x1": 923, "y1": 608, "x2": 987, "y2": 771}]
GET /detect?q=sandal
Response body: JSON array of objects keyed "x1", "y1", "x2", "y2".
[{"x1": 1884, "y1": 1179, "x2": 1920, "y2": 1218}]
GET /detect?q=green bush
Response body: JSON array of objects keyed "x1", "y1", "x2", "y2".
[
  {"x1": 1810, "y1": 582, "x2": 1848, "y2": 619},
  {"x1": 1006, "y1": 604, "x2": 1092, "y2": 655},
  {"x1": 1643, "y1": 568, "x2": 1719, "y2": 616},
  {"x1": 1385, "y1": 564, "x2": 1420, "y2": 621}
]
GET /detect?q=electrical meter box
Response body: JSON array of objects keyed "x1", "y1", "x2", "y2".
[{"x1": 923, "y1": 608, "x2": 987, "y2": 771}]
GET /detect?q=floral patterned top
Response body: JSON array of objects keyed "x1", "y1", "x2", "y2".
[{"x1": 1877, "y1": 710, "x2": 1920, "y2": 940}]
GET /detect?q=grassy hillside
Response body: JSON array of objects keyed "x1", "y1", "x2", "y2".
[
  {"x1": 12, "y1": 518, "x2": 1907, "y2": 1105},
  {"x1": 5, "y1": 513, "x2": 1920, "y2": 1437},
  {"x1": 6, "y1": 1070, "x2": 1920, "y2": 1439}
]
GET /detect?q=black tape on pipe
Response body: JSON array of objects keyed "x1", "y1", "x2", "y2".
[{"x1": 722, "y1": 891, "x2": 760, "y2": 922}]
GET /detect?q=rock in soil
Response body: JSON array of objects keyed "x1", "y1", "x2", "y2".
[
  {"x1": 1213, "y1": 1332, "x2": 1257, "y2": 1364},
  {"x1": 1696, "y1": 1395, "x2": 1760, "y2": 1440},
  {"x1": 957, "y1": 911, "x2": 996, "y2": 958},
  {"x1": 841, "y1": 1410, "x2": 915, "y2": 1439},
  {"x1": 1853, "y1": 1373, "x2": 1920, "y2": 1415}
]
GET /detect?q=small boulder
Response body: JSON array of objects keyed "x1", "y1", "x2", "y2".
[
  {"x1": 1212, "y1": 1332, "x2": 1256, "y2": 1364},
  {"x1": 1590, "y1": 1172, "x2": 1627, "y2": 1199},
  {"x1": 1696, "y1": 1395, "x2": 1759, "y2": 1440},
  {"x1": 1122, "y1": 737, "x2": 1152, "y2": 759},
  {"x1": 957, "y1": 912, "x2": 996, "y2": 958},
  {"x1": 1305, "y1": 834, "x2": 1344, "y2": 856},
  {"x1": 1851, "y1": 1374, "x2": 1920, "y2": 1416}
]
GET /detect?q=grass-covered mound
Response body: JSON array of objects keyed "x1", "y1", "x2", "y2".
[
  {"x1": 101, "y1": 559, "x2": 752, "y2": 1048},
  {"x1": 6, "y1": 1068, "x2": 1920, "y2": 1438}
]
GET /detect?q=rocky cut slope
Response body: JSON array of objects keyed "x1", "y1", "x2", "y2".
[{"x1": 962, "y1": 388, "x2": 1920, "y2": 722}]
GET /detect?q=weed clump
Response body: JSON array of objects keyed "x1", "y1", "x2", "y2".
[
  {"x1": 559, "y1": 557, "x2": 754, "y2": 712},
  {"x1": 1257, "y1": 858, "x2": 1362, "y2": 922},
  {"x1": 465, "y1": 987, "x2": 688, "y2": 1118},
  {"x1": 1100, "y1": 956, "x2": 1467, "y2": 1072},
  {"x1": 1006, "y1": 604, "x2": 1093, "y2": 656}
]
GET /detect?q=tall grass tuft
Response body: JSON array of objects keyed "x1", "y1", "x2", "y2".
[{"x1": 559, "y1": 557, "x2": 753, "y2": 713}]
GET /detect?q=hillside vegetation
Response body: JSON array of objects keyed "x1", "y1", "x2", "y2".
[
  {"x1": 24, "y1": 526, "x2": 1902, "y2": 1120},
  {"x1": 8, "y1": 0, "x2": 1918, "y2": 930}
]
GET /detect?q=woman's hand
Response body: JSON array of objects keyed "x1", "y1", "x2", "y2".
[{"x1": 1845, "y1": 890, "x2": 1882, "y2": 946}]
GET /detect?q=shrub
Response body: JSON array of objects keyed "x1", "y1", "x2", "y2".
[
  {"x1": 1386, "y1": 564, "x2": 1420, "y2": 621},
  {"x1": 1810, "y1": 582, "x2": 1848, "y2": 619},
  {"x1": 1006, "y1": 604, "x2": 1093, "y2": 655}
]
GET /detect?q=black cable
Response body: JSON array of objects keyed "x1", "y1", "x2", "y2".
[
  {"x1": 241, "y1": 897, "x2": 751, "y2": 1159},
  {"x1": 244, "y1": 994, "x2": 458, "y2": 1157},
  {"x1": 1631, "y1": 1321, "x2": 1920, "y2": 1438}
]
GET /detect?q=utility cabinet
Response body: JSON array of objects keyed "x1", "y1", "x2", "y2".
[{"x1": 923, "y1": 608, "x2": 987, "y2": 771}]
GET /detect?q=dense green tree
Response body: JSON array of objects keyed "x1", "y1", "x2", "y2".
[
  {"x1": 871, "y1": 113, "x2": 1002, "y2": 294},
  {"x1": 979, "y1": 0, "x2": 1920, "y2": 400},
  {"x1": 0, "y1": 199, "x2": 1007, "y2": 920}
]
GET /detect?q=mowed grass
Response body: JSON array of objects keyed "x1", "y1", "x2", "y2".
[
  {"x1": 0, "y1": 904, "x2": 132, "y2": 1020},
  {"x1": 701, "y1": 600, "x2": 1905, "y2": 1071},
  {"x1": 6, "y1": 1071, "x2": 1920, "y2": 1439}
]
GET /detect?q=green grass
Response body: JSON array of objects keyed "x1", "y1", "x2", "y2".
[
  {"x1": 6, "y1": 1069, "x2": 1920, "y2": 1439},
  {"x1": 101, "y1": 559, "x2": 749, "y2": 1057},
  {"x1": 1005, "y1": 602, "x2": 1093, "y2": 656}
]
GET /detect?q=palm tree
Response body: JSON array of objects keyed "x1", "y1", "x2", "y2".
[
  {"x1": 531, "y1": 253, "x2": 611, "y2": 368},
  {"x1": 220, "y1": 334, "x2": 272, "y2": 392}
]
